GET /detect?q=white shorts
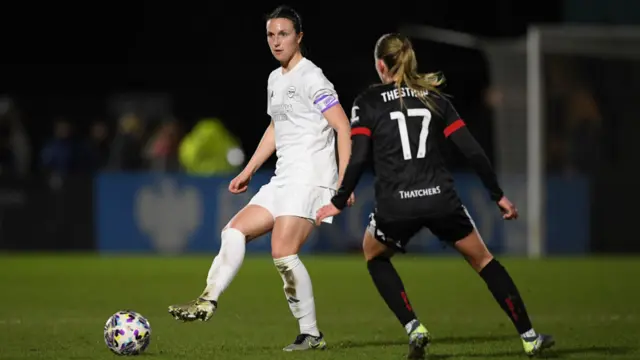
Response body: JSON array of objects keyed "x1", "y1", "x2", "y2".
[{"x1": 248, "y1": 182, "x2": 336, "y2": 224}]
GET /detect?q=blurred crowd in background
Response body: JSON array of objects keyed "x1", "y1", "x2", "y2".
[
  {"x1": 0, "y1": 54, "x2": 609, "y2": 185},
  {"x1": 0, "y1": 96, "x2": 246, "y2": 181},
  {"x1": 0, "y1": 78, "x2": 604, "y2": 183}
]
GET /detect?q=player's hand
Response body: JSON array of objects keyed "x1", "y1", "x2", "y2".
[
  {"x1": 315, "y1": 203, "x2": 341, "y2": 226},
  {"x1": 347, "y1": 192, "x2": 356, "y2": 207},
  {"x1": 497, "y1": 196, "x2": 518, "y2": 220},
  {"x1": 229, "y1": 170, "x2": 252, "y2": 194}
]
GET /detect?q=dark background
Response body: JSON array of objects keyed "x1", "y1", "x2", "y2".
[
  {"x1": 0, "y1": 0, "x2": 638, "y2": 252},
  {"x1": 0, "y1": 1, "x2": 564, "y2": 166}
]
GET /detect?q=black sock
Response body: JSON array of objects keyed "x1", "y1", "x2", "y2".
[
  {"x1": 367, "y1": 256, "x2": 417, "y2": 327},
  {"x1": 479, "y1": 258, "x2": 533, "y2": 335}
]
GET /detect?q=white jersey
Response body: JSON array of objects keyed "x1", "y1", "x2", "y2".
[{"x1": 266, "y1": 57, "x2": 340, "y2": 189}]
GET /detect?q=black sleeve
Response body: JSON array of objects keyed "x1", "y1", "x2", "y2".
[
  {"x1": 331, "y1": 95, "x2": 374, "y2": 210},
  {"x1": 443, "y1": 100, "x2": 504, "y2": 202},
  {"x1": 331, "y1": 135, "x2": 371, "y2": 210}
]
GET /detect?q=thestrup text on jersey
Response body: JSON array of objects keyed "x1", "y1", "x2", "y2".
[{"x1": 381, "y1": 87, "x2": 429, "y2": 102}]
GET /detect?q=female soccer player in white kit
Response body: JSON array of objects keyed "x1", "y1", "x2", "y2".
[{"x1": 168, "y1": 5, "x2": 354, "y2": 351}]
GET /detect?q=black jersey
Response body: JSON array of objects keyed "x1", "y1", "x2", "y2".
[{"x1": 332, "y1": 83, "x2": 503, "y2": 221}]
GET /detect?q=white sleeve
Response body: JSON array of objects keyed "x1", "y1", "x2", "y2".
[
  {"x1": 304, "y1": 69, "x2": 339, "y2": 114},
  {"x1": 266, "y1": 86, "x2": 271, "y2": 116},
  {"x1": 266, "y1": 71, "x2": 276, "y2": 116}
]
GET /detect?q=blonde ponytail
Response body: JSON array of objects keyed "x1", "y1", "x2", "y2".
[{"x1": 376, "y1": 33, "x2": 446, "y2": 113}]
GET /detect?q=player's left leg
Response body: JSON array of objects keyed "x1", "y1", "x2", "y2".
[
  {"x1": 271, "y1": 215, "x2": 326, "y2": 351},
  {"x1": 168, "y1": 203, "x2": 275, "y2": 322},
  {"x1": 452, "y1": 230, "x2": 554, "y2": 356},
  {"x1": 363, "y1": 215, "x2": 431, "y2": 360},
  {"x1": 445, "y1": 207, "x2": 555, "y2": 356},
  {"x1": 269, "y1": 184, "x2": 336, "y2": 351}
]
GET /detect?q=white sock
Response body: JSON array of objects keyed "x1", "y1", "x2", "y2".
[
  {"x1": 201, "y1": 228, "x2": 246, "y2": 302},
  {"x1": 274, "y1": 255, "x2": 320, "y2": 337}
]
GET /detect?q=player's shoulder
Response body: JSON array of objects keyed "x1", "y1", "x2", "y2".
[
  {"x1": 298, "y1": 58, "x2": 328, "y2": 80},
  {"x1": 300, "y1": 57, "x2": 321, "y2": 72},
  {"x1": 350, "y1": 84, "x2": 388, "y2": 127},
  {"x1": 354, "y1": 83, "x2": 388, "y2": 106},
  {"x1": 267, "y1": 67, "x2": 281, "y2": 85},
  {"x1": 355, "y1": 83, "x2": 386, "y2": 102},
  {"x1": 428, "y1": 91, "x2": 454, "y2": 109}
]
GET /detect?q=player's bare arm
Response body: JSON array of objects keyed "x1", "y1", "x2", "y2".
[
  {"x1": 244, "y1": 120, "x2": 276, "y2": 175},
  {"x1": 229, "y1": 120, "x2": 276, "y2": 193}
]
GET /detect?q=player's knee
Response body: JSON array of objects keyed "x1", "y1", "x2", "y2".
[
  {"x1": 272, "y1": 249, "x2": 291, "y2": 259},
  {"x1": 454, "y1": 229, "x2": 494, "y2": 272},
  {"x1": 363, "y1": 247, "x2": 379, "y2": 261},
  {"x1": 363, "y1": 244, "x2": 391, "y2": 261},
  {"x1": 362, "y1": 232, "x2": 389, "y2": 261},
  {"x1": 220, "y1": 228, "x2": 246, "y2": 248},
  {"x1": 271, "y1": 217, "x2": 313, "y2": 258},
  {"x1": 224, "y1": 205, "x2": 274, "y2": 241},
  {"x1": 224, "y1": 220, "x2": 249, "y2": 241},
  {"x1": 224, "y1": 217, "x2": 256, "y2": 239},
  {"x1": 474, "y1": 253, "x2": 494, "y2": 272},
  {"x1": 466, "y1": 249, "x2": 493, "y2": 273},
  {"x1": 271, "y1": 238, "x2": 299, "y2": 259},
  {"x1": 225, "y1": 214, "x2": 245, "y2": 231}
]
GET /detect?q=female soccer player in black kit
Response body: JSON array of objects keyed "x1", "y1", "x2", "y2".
[{"x1": 315, "y1": 33, "x2": 555, "y2": 359}]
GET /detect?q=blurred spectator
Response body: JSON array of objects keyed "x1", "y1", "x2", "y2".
[
  {"x1": 108, "y1": 113, "x2": 145, "y2": 171},
  {"x1": 87, "y1": 120, "x2": 111, "y2": 171},
  {"x1": 0, "y1": 124, "x2": 16, "y2": 176},
  {"x1": 179, "y1": 118, "x2": 244, "y2": 176},
  {"x1": 545, "y1": 58, "x2": 602, "y2": 176},
  {"x1": 564, "y1": 87, "x2": 602, "y2": 175},
  {"x1": 0, "y1": 97, "x2": 32, "y2": 178},
  {"x1": 144, "y1": 118, "x2": 183, "y2": 172},
  {"x1": 41, "y1": 118, "x2": 90, "y2": 177},
  {"x1": 545, "y1": 58, "x2": 575, "y2": 174}
]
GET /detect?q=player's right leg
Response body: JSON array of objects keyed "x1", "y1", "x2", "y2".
[
  {"x1": 363, "y1": 215, "x2": 431, "y2": 360},
  {"x1": 443, "y1": 207, "x2": 555, "y2": 356},
  {"x1": 168, "y1": 203, "x2": 274, "y2": 322}
]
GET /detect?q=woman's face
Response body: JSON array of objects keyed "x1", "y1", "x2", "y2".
[{"x1": 266, "y1": 18, "x2": 301, "y2": 64}]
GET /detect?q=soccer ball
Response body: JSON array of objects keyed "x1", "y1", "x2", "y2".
[{"x1": 103, "y1": 310, "x2": 151, "y2": 355}]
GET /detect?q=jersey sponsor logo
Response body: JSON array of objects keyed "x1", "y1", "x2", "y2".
[
  {"x1": 271, "y1": 104, "x2": 293, "y2": 114},
  {"x1": 398, "y1": 186, "x2": 441, "y2": 199},
  {"x1": 271, "y1": 103, "x2": 293, "y2": 122}
]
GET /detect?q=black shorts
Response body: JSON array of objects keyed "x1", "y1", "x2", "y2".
[{"x1": 367, "y1": 205, "x2": 476, "y2": 252}]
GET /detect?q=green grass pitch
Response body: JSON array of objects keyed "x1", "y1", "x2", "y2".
[{"x1": 0, "y1": 254, "x2": 638, "y2": 359}]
